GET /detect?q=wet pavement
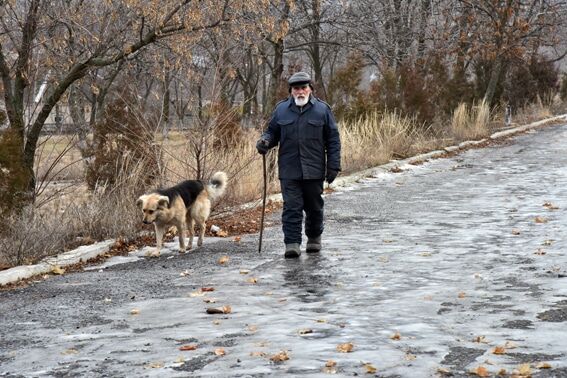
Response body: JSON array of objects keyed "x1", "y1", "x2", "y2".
[{"x1": 1, "y1": 124, "x2": 567, "y2": 377}]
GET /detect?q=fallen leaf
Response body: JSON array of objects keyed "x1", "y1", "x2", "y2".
[
  {"x1": 206, "y1": 307, "x2": 224, "y2": 314},
  {"x1": 233, "y1": 236, "x2": 242, "y2": 242},
  {"x1": 458, "y1": 292, "x2": 466, "y2": 299},
  {"x1": 512, "y1": 229, "x2": 521, "y2": 235},
  {"x1": 146, "y1": 362, "x2": 164, "y2": 369},
  {"x1": 437, "y1": 367, "x2": 452, "y2": 375},
  {"x1": 472, "y1": 336, "x2": 488, "y2": 343},
  {"x1": 390, "y1": 332, "x2": 401, "y2": 340},
  {"x1": 364, "y1": 363, "x2": 377, "y2": 373},
  {"x1": 492, "y1": 346, "x2": 506, "y2": 355},
  {"x1": 270, "y1": 350, "x2": 290, "y2": 362},
  {"x1": 250, "y1": 351, "x2": 267, "y2": 357},
  {"x1": 214, "y1": 348, "x2": 225, "y2": 356},
  {"x1": 497, "y1": 368, "x2": 507, "y2": 376},
  {"x1": 534, "y1": 216, "x2": 548, "y2": 224},
  {"x1": 316, "y1": 319, "x2": 327, "y2": 323},
  {"x1": 542, "y1": 240, "x2": 553, "y2": 246},
  {"x1": 222, "y1": 305, "x2": 232, "y2": 314},
  {"x1": 405, "y1": 353, "x2": 416, "y2": 361},
  {"x1": 325, "y1": 360, "x2": 337, "y2": 367},
  {"x1": 130, "y1": 308, "x2": 140, "y2": 315},
  {"x1": 423, "y1": 295, "x2": 433, "y2": 300},
  {"x1": 103, "y1": 298, "x2": 112, "y2": 303},
  {"x1": 179, "y1": 344, "x2": 198, "y2": 351},
  {"x1": 51, "y1": 265, "x2": 65, "y2": 275},
  {"x1": 534, "y1": 249, "x2": 546, "y2": 255},
  {"x1": 543, "y1": 202, "x2": 559, "y2": 210},
  {"x1": 517, "y1": 363, "x2": 531, "y2": 376},
  {"x1": 383, "y1": 239, "x2": 394, "y2": 243},
  {"x1": 298, "y1": 328, "x2": 313, "y2": 335},
  {"x1": 419, "y1": 252, "x2": 432, "y2": 257},
  {"x1": 218, "y1": 256, "x2": 229, "y2": 264},
  {"x1": 536, "y1": 362, "x2": 551, "y2": 369},
  {"x1": 189, "y1": 290, "x2": 205, "y2": 297},
  {"x1": 179, "y1": 270, "x2": 190, "y2": 277},
  {"x1": 212, "y1": 319, "x2": 221, "y2": 325},
  {"x1": 239, "y1": 269, "x2": 250, "y2": 274},
  {"x1": 471, "y1": 365, "x2": 490, "y2": 377},
  {"x1": 201, "y1": 287, "x2": 215, "y2": 292},
  {"x1": 61, "y1": 348, "x2": 78, "y2": 355},
  {"x1": 217, "y1": 230, "x2": 229, "y2": 237},
  {"x1": 174, "y1": 356, "x2": 185, "y2": 363},
  {"x1": 247, "y1": 325, "x2": 258, "y2": 332},
  {"x1": 203, "y1": 298, "x2": 216, "y2": 303},
  {"x1": 336, "y1": 342, "x2": 354, "y2": 353},
  {"x1": 246, "y1": 277, "x2": 258, "y2": 284}
]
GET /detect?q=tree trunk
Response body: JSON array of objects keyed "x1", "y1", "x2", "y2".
[{"x1": 484, "y1": 55, "x2": 504, "y2": 105}]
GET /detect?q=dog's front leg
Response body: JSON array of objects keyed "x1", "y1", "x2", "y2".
[
  {"x1": 178, "y1": 219, "x2": 187, "y2": 252},
  {"x1": 152, "y1": 224, "x2": 164, "y2": 257}
]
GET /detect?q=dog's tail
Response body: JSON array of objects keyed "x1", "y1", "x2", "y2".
[{"x1": 207, "y1": 171, "x2": 228, "y2": 201}]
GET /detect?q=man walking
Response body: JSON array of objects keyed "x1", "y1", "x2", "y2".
[{"x1": 256, "y1": 72, "x2": 341, "y2": 258}]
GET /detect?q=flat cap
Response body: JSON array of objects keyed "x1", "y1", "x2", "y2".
[{"x1": 288, "y1": 71, "x2": 312, "y2": 86}]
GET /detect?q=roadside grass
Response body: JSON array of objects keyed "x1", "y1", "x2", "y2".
[{"x1": 1, "y1": 99, "x2": 564, "y2": 268}]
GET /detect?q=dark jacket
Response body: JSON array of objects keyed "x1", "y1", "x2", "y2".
[{"x1": 261, "y1": 96, "x2": 341, "y2": 180}]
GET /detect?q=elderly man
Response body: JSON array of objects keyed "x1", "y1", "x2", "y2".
[{"x1": 256, "y1": 72, "x2": 341, "y2": 258}]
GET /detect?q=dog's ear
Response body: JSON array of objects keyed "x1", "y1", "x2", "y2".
[
  {"x1": 136, "y1": 195, "x2": 146, "y2": 208},
  {"x1": 157, "y1": 196, "x2": 169, "y2": 208}
]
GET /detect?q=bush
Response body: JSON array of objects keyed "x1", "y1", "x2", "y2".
[
  {"x1": 504, "y1": 55, "x2": 559, "y2": 109},
  {"x1": 85, "y1": 92, "x2": 161, "y2": 192}
]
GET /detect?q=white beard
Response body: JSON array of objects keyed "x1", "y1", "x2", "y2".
[{"x1": 294, "y1": 96, "x2": 309, "y2": 107}]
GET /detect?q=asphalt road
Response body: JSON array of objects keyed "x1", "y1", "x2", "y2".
[{"x1": 1, "y1": 124, "x2": 567, "y2": 377}]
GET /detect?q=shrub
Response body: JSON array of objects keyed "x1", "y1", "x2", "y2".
[{"x1": 85, "y1": 92, "x2": 161, "y2": 192}]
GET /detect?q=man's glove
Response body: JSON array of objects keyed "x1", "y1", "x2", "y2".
[
  {"x1": 256, "y1": 138, "x2": 270, "y2": 155},
  {"x1": 326, "y1": 168, "x2": 339, "y2": 184}
]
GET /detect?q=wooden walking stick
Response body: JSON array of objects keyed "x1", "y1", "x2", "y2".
[{"x1": 258, "y1": 154, "x2": 267, "y2": 253}]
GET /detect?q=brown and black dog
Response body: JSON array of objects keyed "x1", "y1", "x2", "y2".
[{"x1": 137, "y1": 172, "x2": 227, "y2": 256}]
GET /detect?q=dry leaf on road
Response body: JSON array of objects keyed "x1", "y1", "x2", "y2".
[
  {"x1": 218, "y1": 256, "x2": 229, "y2": 264},
  {"x1": 492, "y1": 346, "x2": 506, "y2": 355},
  {"x1": 390, "y1": 332, "x2": 401, "y2": 340},
  {"x1": 534, "y1": 216, "x2": 548, "y2": 223},
  {"x1": 51, "y1": 265, "x2": 65, "y2": 275},
  {"x1": 270, "y1": 350, "x2": 290, "y2": 362},
  {"x1": 214, "y1": 348, "x2": 225, "y2": 356},
  {"x1": 364, "y1": 363, "x2": 377, "y2": 373},
  {"x1": 471, "y1": 365, "x2": 490, "y2": 377},
  {"x1": 179, "y1": 344, "x2": 198, "y2": 351},
  {"x1": 298, "y1": 328, "x2": 313, "y2": 335},
  {"x1": 336, "y1": 342, "x2": 354, "y2": 353}
]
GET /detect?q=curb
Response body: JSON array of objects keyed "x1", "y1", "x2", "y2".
[{"x1": 1, "y1": 114, "x2": 566, "y2": 287}]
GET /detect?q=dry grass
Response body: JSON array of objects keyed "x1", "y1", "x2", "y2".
[{"x1": 450, "y1": 99, "x2": 492, "y2": 140}]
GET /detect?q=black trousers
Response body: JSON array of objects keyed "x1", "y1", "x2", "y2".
[{"x1": 280, "y1": 179, "x2": 324, "y2": 245}]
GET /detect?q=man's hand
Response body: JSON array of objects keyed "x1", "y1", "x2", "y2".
[
  {"x1": 256, "y1": 138, "x2": 270, "y2": 155},
  {"x1": 326, "y1": 168, "x2": 338, "y2": 184}
]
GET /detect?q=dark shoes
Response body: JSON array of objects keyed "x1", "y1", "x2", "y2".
[
  {"x1": 285, "y1": 237, "x2": 321, "y2": 258},
  {"x1": 284, "y1": 243, "x2": 301, "y2": 258},
  {"x1": 306, "y1": 236, "x2": 322, "y2": 253}
]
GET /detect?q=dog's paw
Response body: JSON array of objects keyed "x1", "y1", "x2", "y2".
[{"x1": 145, "y1": 249, "x2": 161, "y2": 258}]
